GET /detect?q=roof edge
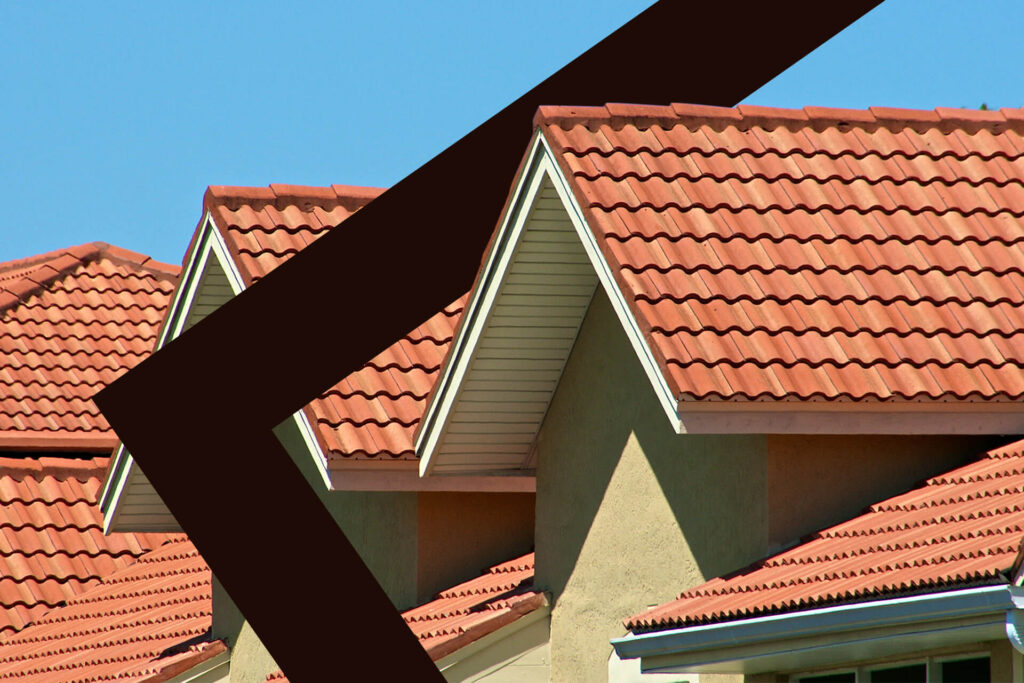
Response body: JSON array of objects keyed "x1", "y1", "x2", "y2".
[
  {"x1": 613, "y1": 584, "x2": 1020, "y2": 673},
  {"x1": 534, "y1": 102, "x2": 1024, "y2": 134}
]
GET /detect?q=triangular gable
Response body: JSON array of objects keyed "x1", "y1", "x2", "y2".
[
  {"x1": 102, "y1": 183, "x2": 534, "y2": 532},
  {"x1": 416, "y1": 131, "x2": 678, "y2": 477},
  {"x1": 0, "y1": 243, "x2": 178, "y2": 452},
  {"x1": 612, "y1": 437, "x2": 1024, "y2": 675},
  {"x1": 417, "y1": 103, "x2": 1024, "y2": 477}
]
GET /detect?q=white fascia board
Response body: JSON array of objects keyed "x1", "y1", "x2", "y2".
[
  {"x1": 415, "y1": 131, "x2": 683, "y2": 476},
  {"x1": 416, "y1": 130, "x2": 548, "y2": 476},
  {"x1": 612, "y1": 584, "x2": 1024, "y2": 674},
  {"x1": 100, "y1": 214, "x2": 247, "y2": 531},
  {"x1": 536, "y1": 132, "x2": 682, "y2": 434},
  {"x1": 434, "y1": 603, "x2": 551, "y2": 674},
  {"x1": 290, "y1": 407, "x2": 334, "y2": 491}
]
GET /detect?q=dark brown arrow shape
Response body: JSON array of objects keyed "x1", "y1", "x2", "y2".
[{"x1": 94, "y1": 2, "x2": 881, "y2": 680}]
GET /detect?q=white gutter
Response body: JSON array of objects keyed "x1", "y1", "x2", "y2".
[{"x1": 611, "y1": 584, "x2": 1024, "y2": 675}]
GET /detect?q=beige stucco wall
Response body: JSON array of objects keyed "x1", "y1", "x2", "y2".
[
  {"x1": 214, "y1": 418, "x2": 421, "y2": 681},
  {"x1": 534, "y1": 289, "x2": 1002, "y2": 682},
  {"x1": 764, "y1": 434, "x2": 997, "y2": 551},
  {"x1": 534, "y1": 289, "x2": 769, "y2": 682},
  {"x1": 216, "y1": 419, "x2": 539, "y2": 679}
]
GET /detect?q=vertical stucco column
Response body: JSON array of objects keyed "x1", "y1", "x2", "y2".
[{"x1": 533, "y1": 290, "x2": 770, "y2": 682}]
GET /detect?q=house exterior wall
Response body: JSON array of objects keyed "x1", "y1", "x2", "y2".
[
  {"x1": 534, "y1": 289, "x2": 769, "y2": 682},
  {"x1": 417, "y1": 491, "x2": 535, "y2": 603},
  {"x1": 213, "y1": 419, "x2": 421, "y2": 680},
  {"x1": 533, "y1": 289, "x2": 1002, "y2": 682},
  {"x1": 764, "y1": 433, "x2": 993, "y2": 551}
]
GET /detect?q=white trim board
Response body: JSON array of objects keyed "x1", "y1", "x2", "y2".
[
  {"x1": 611, "y1": 584, "x2": 1024, "y2": 676},
  {"x1": 416, "y1": 131, "x2": 679, "y2": 478},
  {"x1": 100, "y1": 207, "x2": 540, "y2": 534},
  {"x1": 101, "y1": 214, "x2": 248, "y2": 533},
  {"x1": 415, "y1": 125, "x2": 1024, "y2": 475}
]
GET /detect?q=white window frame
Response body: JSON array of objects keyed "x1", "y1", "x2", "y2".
[{"x1": 792, "y1": 652, "x2": 990, "y2": 683}]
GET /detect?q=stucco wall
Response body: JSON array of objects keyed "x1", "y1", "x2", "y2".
[
  {"x1": 765, "y1": 434, "x2": 998, "y2": 551},
  {"x1": 533, "y1": 289, "x2": 1007, "y2": 682},
  {"x1": 534, "y1": 289, "x2": 769, "y2": 682},
  {"x1": 215, "y1": 418, "x2": 421, "y2": 680},
  {"x1": 418, "y1": 491, "x2": 535, "y2": 603}
]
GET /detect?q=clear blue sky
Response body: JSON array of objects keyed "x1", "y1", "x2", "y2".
[{"x1": 3, "y1": 1, "x2": 1023, "y2": 266}]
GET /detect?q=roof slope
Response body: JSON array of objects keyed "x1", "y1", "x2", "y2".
[
  {"x1": 0, "y1": 536, "x2": 221, "y2": 682},
  {"x1": 0, "y1": 243, "x2": 178, "y2": 451},
  {"x1": 202, "y1": 185, "x2": 466, "y2": 461},
  {"x1": 627, "y1": 437, "x2": 1024, "y2": 632},
  {"x1": 0, "y1": 543, "x2": 540, "y2": 680},
  {"x1": 404, "y1": 552, "x2": 543, "y2": 661},
  {"x1": 538, "y1": 103, "x2": 1024, "y2": 402},
  {"x1": 0, "y1": 456, "x2": 171, "y2": 639}
]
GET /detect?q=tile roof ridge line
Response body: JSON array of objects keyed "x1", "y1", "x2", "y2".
[
  {"x1": 0, "y1": 243, "x2": 93, "y2": 275},
  {"x1": 533, "y1": 102, "x2": 1024, "y2": 134},
  {"x1": 0, "y1": 243, "x2": 99, "y2": 316},
  {"x1": 89, "y1": 241, "x2": 180, "y2": 280},
  {"x1": 204, "y1": 183, "x2": 386, "y2": 212},
  {"x1": 0, "y1": 455, "x2": 110, "y2": 482}
]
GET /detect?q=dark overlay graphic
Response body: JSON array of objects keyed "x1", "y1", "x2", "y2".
[{"x1": 94, "y1": 2, "x2": 881, "y2": 679}]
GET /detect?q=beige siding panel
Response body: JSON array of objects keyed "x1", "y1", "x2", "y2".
[{"x1": 433, "y1": 179, "x2": 597, "y2": 474}]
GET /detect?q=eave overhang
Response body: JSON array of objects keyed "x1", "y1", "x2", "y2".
[
  {"x1": 415, "y1": 130, "x2": 681, "y2": 478},
  {"x1": 100, "y1": 212, "x2": 246, "y2": 533},
  {"x1": 611, "y1": 584, "x2": 1024, "y2": 676}
]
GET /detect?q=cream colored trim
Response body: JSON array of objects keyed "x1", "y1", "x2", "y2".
[
  {"x1": 101, "y1": 214, "x2": 246, "y2": 533},
  {"x1": 328, "y1": 467, "x2": 536, "y2": 492},
  {"x1": 417, "y1": 131, "x2": 550, "y2": 475},
  {"x1": 435, "y1": 604, "x2": 550, "y2": 681},
  {"x1": 416, "y1": 130, "x2": 685, "y2": 478},
  {"x1": 677, "y1": 405, "x2": 1024, "y2": 435},
  {"x1": 165, "y1": 649, "x2": 230, "y2": 683},
  {"x1": 536, "y1": 133, "x2": 683, "y2": 434}
]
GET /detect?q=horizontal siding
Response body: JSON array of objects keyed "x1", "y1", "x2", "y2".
[
  {"x1": 434, "y1": 179, "x2": 596, "y2": 474},
  {"x1": 183, "y1": 258, "x2": 234, "y2": 331}
]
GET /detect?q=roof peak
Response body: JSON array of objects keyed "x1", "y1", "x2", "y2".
[
  {"x1": 0, "y1": 242, "x2": 178, "y2": 315},
  {"x1": 535, "y1": 102, "x2": 1024, "y2": 135},
  {"x1": 204, "y1": 183, "x2": 386, "y2": 213}
]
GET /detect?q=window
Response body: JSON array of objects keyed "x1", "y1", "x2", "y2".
[{"x1": 794, "y1": 655, "x2": 990, "y2": 683}]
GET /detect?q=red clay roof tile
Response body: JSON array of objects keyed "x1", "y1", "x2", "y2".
[
  {"x1": 0, "y1": 536, "x2": 220, "y2": 682},
  {"x1": 626, "y1": 438, "x2": 1024, "y2": 632},
  {"x1": 0, "y1": 457, "x2": 172, "y2": 640},
  {"x1": 536, "y1": 102, "x2": 1024, "y2": 402},
  {"x1": 0, "y1": 243, "x2": 178, "y2": 451},
  {"x1": 201, "y1": 185, "x2": 467, "y2": 463}
]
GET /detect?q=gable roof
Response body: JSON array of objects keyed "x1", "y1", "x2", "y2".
[
  {"x1": 0, "y1": 536, "x2": 222, "y2": 682},
  {"x1": 0, "y1": 539, "x2": 540, "y2": 680},
  {"x1": 264, "y1": 552, "x2": 542, "y2": 681},
  {"x1": 417, "y1": 102, "x2": 1024, "y2": 474},
  {"x1": 404, "y1": 552, "x2": 543, "y2": 661},
  {"x1": 625, "y1": 437, "x2": 1024, "y2": 633},
  {"x1": 0, "y1": 456, "x2": 171, "y2": 639},
  {"x1": 537, "y1": 102, "x2": 1024, "y2": 404},
  {"x1": 0, "y1": 243, "x2": 178, "y2": 452},
  {"x1": 197, "y1": 184, "x2": 468, "y2": 462}
]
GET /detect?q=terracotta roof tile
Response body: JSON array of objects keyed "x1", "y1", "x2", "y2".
[
  {"x1": 0, "y1": 543, "x2": 538, "y2": 681},
  {"x1": 0, "y1": 537, "x2": 221, "y2": 682},
  {"x1": 404, "y1": 552, "x2": 543, "y2": 661},
  {"x1": 0, "y1": 457, "x2": 171, "y2": 640},
  {"x1": 537, "y1": 103, "x2": 1024, "y2": 402},
  {"x1": 0, "y1": 243, "x2": 178, "y2": 451},
  {"x1": 202, "y1": 185, "x2": 467, "y2": 463},
  {"x1": 626, "y1": 438, "x2": 1024, "y2": 632}
]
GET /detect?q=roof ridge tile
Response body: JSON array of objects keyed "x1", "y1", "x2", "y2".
[{"x1": 535, "y1": 101, "x2": 1024, "y2": 136}]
